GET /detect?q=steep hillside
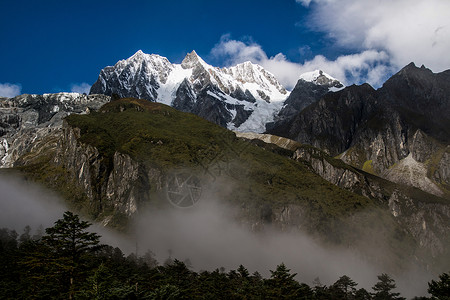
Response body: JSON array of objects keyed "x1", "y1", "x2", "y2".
[
  {"x1": 7, "y1": 98, "x2": 448, "y2": 275},
  {"x1": 267, "y1": 64, "x2": 450, "y2": 198},
  {"x1": 16, "y1": 98, "x2": 371, "y2": 229},
  {"x1": 237, "y1": 132, "x2": 450, "y2": 267}
]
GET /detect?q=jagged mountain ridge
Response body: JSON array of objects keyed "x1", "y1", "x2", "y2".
[
  {"x1": 267, "y1": 63, "x2": 450, "y2": 198},
  {"x1": 266, "y1": 70, "x2": 345, "y2": 133},
  {"x1": 90, "y1": 50, "x2": 290, "y2": 132},
  {"x1": 0, "y1": 93, "x2": 110, "y2": 168},
  {"x1": 90, "y1": 50, "x2": 343, "y2": 133}
]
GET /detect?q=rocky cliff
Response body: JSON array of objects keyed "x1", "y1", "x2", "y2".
[
  {"x1": 0, "y1": 93, "x2": 110, "y2": 168},
  {"x1": 237, "y1": 131, "x2": 450, "y2": 270},
  {"x1": 267, "y1": 63, "x2": 450, "y2": 198},
  {"x1": 267, "y1": 70, "x2": 344, "y2": 134}
]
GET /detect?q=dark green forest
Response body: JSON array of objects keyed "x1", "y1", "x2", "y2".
[{"x1": 0, "y1": 211, "x2": 448, "y2": 299}]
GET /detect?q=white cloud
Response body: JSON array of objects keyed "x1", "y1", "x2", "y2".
[
  {"x1": 295, "y1": 0, "x2": 312, "y2": 7},
  {"x1": 294, "y1": 50, "x2": 394, "y2": 88},
  {"x1": 210, "y1": 36, "x2": 392, "y2": 89},
  {"x1": 305, "y1": 0, "x2": 450, "y2": 72},
  {"x1": 70, "y1": 82, "x2": 91, "y2": 94},
  {"x1": 0, "y1": 83, "x2": 22, "y2": 98},
  {"x1": 210, "y1": 35, "x2": 268, "y2": 65},
  {"x1": 210, "y1": 0, "x2": 450, "y2": 89}
]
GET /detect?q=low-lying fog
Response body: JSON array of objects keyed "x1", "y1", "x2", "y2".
[{"x1": 0, "y1": 174, "x2": 435, "y2": 298}]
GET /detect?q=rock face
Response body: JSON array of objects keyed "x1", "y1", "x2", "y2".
[
  {"x1": 51, "y1": 124, "x2": 162, "y2": 222},
  {"x1": 11, "y1": 122, "x2": 161, "y2": 225},
  {"x1": 296, "y1": 146, "x2": 450, "y2": 261},
  {"x1": 266, "y1": 70, "x2": 344, "y2": 134},
  {"x1": 267, "y1": 63, "x2": 450, "y2": 197},
  {"x1": 239, "y1": 132, "x2": 450, "y2": 267},
  {"x1": 0, "y1": 93, "x2": 110, "y2": 168},
  {"x1": 90, "y1": 50, "x2": 289, "y2": 132},
  {"x1": 383, "y1": 154, "x2": 444, "y2": 197}
]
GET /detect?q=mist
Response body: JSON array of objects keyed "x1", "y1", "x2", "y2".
[
  {"x1": 132, "y1": 183, "x2": 433, "y2": 298},
  {"x1": 0, "y1": 173, "x2": 434, "y2": 298},
  {"x1": 0, "y1": 173, "x2": 67, "y2": 231},
  {"x1": 0, "y1": 173, "x2": 132, "y2": 251}
]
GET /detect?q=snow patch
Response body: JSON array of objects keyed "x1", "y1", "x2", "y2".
[
  {"x1": 231, "y1": 100, "x2": 284, "y2": 133},
  {"x1": 157, "y1": 64, "x2": 192, "y2": 105},
  {"x1": 299, "y1": 70, "x2": 338, "y2": 82}
]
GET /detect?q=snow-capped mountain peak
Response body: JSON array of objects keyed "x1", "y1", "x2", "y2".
[
  {"x1": 181, "y1": 50, "x2": 210, "y2": 70},
  {"x1": 90, "y1": 50, "x2": 292, "y2": 133},
  {"x1": 224, "y1": 61, "x2": 288, "y2": 99},
  {"x1": 299, "y1": 70, "x2": 344, "y2": 90}
]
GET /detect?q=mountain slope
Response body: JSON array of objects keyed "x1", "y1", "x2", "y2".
[
  {"x1": 90, "y1": 50, "x2": 289, "y2": 132},
  {"x1": 267, "y1": 63, "x2": 450, "y2": 197},
  {"x1": 4, "y1": 97, "x2": 447, "y2": 276},
  {"x1": 266, "y1": 70, "x2": 344, "y2": 135},
  {"x1": 236, "y1": 131, "x2": 450, "y2": 263}
]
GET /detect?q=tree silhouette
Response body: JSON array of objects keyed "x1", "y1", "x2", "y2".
[
  {"x1": 428, "y1": 272, "x2": 450, "y2": 300},
  {"x1": 42, "y1": 211, "x2": 102, "y2": 299},
  {"x1": 265, "y1": 263, "x2": 303, "y2": 299},
  {"x1": 371, "y1": 273, "x2": 405, "y2": 300},
  {"x1": 331, "y1": 275, "x2": 358, "y2": 299}
]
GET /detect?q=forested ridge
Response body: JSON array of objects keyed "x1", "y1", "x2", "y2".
[{"x1": 0, "y1": 211, "x2": 448, "y2": 299}]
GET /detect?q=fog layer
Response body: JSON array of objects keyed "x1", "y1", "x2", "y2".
[{"x1": 0, "y1": 173, "x2": 433, "y2": 298}]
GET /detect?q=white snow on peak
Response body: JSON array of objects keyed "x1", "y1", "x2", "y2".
[
  {"x1": 299, "y1": 70, "x2": 344, "y2": 90},
  {"x1": 42, "y1": 92, "x2": 87, "y2": 102},
  {"x1": 231, "y1": 100, "x2": 285, "y2": 133},
  {"x1": 222, "y1": 61, "x2": 288, "y2": 102},
  {"x1": 114, "y1": 50, "x2": 174, "y2": 85},
  {"x1": 299, "y1": 70, "x2": 332, "y2": 82},
  {"x1": 181, "y1": 50, "x2": 212, "y2": 70},
  {"x1": 157, "y1": 64, "x2": 193, "y2": 105},
  {"x1": 111, "y1": 50, "x2": 295, "y2": 132},
  {"x1": 43, "y1": 92, "x2": 82, "y2": 98}
]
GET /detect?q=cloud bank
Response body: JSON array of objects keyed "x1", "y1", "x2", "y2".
[
  {"x1": 131, "y1": 185, "x2": 430, "y2": 298},
  {"x1": 70, "y1": 82, "x2": 91, "y2": 94},
  {"x1": 0, "y1": 83, "x2": 22, "y2": 98},
  {"x1": 0, "y1": 173, "x2": 433, "y2": 298},
  {"x1": 210, "y1": 35, "x2": 392, "y2": 89},
  {"x1": 304, "y1": 0, "x2": 450, "y2": 72},
  {"x1": 211, "y1": 0, "x2": 450, "y2": 90}
]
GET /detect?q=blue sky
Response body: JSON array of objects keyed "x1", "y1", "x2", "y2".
[{"x1": 1, "y1": 0, "x2": 449, "y2": 97}]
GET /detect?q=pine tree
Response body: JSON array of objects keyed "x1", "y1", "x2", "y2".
[
  {"x1": 355, "y1": 288, "x2": 371, "y2": 300},
  {"x1": 371, "y1": 273, "x2": 405, "y2": 300},
  {"x1": 428, "y1": 272, "x2": 450, "y2": 300},
  {"x1": 41, "y1": 211, "x2": 102, "y2": 299},
  {"x1": 331, "y1": 275, "x2": 358, "y2": 299},
  {"x1": 19, "y1": 225, "x2": 32, "y2": 244},
  {"x1": 265, "y1": 263, "x2": 303, "y2": 299}
]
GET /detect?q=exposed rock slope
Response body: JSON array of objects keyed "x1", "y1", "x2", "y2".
[
  {"x1": 237, "y1": 131, "x2": 450, "y2": 268},
  {"x1": 267, "y1": 63, "x2": 450, "y2": 197},
  {"x1": 0, "y1": 93, "x2": 110, "y2": 168}
]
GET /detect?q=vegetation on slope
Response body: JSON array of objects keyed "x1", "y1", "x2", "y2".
[
  {"x1": 2, "y1": 212, "x2": 447, "y2": 299},
  {"x1": 11, "y1": 98, "x2": 423, "y2": 272},
  {"x1": 64, "y1": 98, "x2": 374, "y2": 217}
]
